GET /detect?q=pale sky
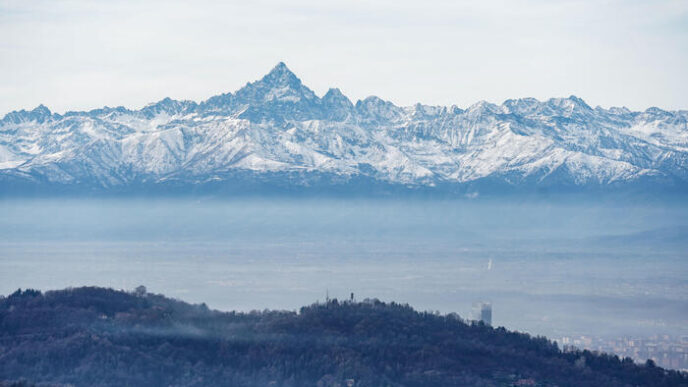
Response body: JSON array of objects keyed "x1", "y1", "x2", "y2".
[{"x1": 1, "y1": 0, "x2": 687, "y2": 116}]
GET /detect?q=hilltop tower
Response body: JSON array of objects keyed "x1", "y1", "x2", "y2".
[{"x1": 472, "y1": 302, "x2": 492, "y2": 326}]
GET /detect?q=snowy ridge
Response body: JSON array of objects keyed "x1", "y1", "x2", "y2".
[{"x1": 1, "y1": 62, "x2": 687, "y2": 194}]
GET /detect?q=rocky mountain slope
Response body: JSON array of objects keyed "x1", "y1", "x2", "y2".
[{"x1": 1, "y1": 62, "x2": 687, "y2": 195}]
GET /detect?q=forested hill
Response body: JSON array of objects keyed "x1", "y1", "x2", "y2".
[{"x1": 0, "y1": 287, "x2": 685, "y2": 386}]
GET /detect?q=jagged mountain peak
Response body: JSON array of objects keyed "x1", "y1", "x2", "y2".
[
  {"x1": 252, "y1": 62, "x2": 306, "y2": 91},
  {"x1": 263, "y1": 61, "x2": 297, "y2": 83},
  {"x1": 606, "y1": 106, "x2": 632, "y2": 115},
  {"x1": 32, "y1": 104, "x2": 51, "y2": 116},
  {"x1": 323, "y1": 87, "x2": 345, "y2": 99},
  {"x1": 547, "y1": 95, "x2": 593, "y2": 111},
  {"x1": 1, "y1": 104, "x2": 54, "y2": 125},
  {"x1": 355, "y1": 96, "x2": 405, "y2": 123},
  {"x1": 466, "y1": 100, "x2": 500, "y2": 115},
  {"x1": 234, "y1": 62, "x2": 318, "y2": 105},
  {"x1": 411, "y1": 103, "x2": 445, "y2": 118},
  {"x1": 0, "y1": 67, "x2": 687, "y2": 194},
  {"x1": 356, "y1": 96, "x2": 396, "y2": 108},
  {"x1": 502, "y1": 97, "x2": 540, "y2": 109},
  {"x1": 196, "y1": 62, "x2": 317, "y2": 117},
  {"x1": 323, "y1": 88, "x2": 352, "y2": 105},
  {"x1": 145, "y1": 96, "x2": 175, "y2": 106},
  {"x1": 644, "y1": 106, "x2": 670, "y2": 116},
  {"x1": 321, "y1": 88, "x2": 354, "y2": 121},
  {"x1": 140, "y1": 97, "x2": 197, "y2": 118}
]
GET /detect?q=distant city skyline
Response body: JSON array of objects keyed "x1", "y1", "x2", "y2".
[{"x1": 1, "y1": 0, "x2": 687, "y2": 116}]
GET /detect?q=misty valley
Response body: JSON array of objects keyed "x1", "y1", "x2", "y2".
[{"x1": 1, "y1": 197, "x2": 686, "y2": 376}]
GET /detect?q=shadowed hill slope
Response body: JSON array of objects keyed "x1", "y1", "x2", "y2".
[{"x1": 0, "y1": 287, "x2": 686, "y2": 386}]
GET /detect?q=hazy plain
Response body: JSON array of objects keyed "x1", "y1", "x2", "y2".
[{"x1": 1, "y1": 197, "x2": 686, "y2": 339}]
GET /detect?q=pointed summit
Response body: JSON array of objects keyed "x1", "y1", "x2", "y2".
[
  {"x1": 229, "y1": 62, "x2": 321, "y2": 122},
  {"x1": 322, "y1": 88, "x2": 354, "y2": 121},
  {"x1": 32, "y1": 104, "x2": 51, "y2": 116},
  {"x1": 235, "y1": 62, "x2": 318, "y2": 107},
  {"x1": 257, "y1": 62, "x2": 302, "y2": 89},
  {"x1": 271, "y1": 61, "x2": 290, "y2": 74},
  {"x1": 323, "y1": 88, "x2": 351, "y2": 106}
]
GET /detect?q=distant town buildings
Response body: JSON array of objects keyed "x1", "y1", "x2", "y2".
[
  {"x1": 472, "y1": 302, "x2": 492, "y2": 326},
  {"x1": 557, "y1": 334, "x2": 688, "y2": 371}
]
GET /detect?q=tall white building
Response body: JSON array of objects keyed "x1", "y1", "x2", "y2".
[{"x1": 472, "y1": 302, "x2": 492, "y2": 326}]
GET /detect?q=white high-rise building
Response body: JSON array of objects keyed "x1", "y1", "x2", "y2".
[{"x1": 472, "y1": 302, "x2": 492, "y2": 326}]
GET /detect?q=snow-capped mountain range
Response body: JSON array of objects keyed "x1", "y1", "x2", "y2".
[{"x1": 1, "y1": 62, "x2": 687, "y2": 195}]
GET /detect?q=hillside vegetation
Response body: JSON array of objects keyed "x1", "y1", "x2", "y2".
[{"x1": 1, "y1": 287, "x2": 686, "y2": 386}]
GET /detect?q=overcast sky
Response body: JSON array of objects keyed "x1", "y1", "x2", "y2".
[{"x1": 1, "y1": 0, "x2": 687, "y2": 115}]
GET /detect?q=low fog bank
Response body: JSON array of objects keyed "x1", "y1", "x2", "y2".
[{"x1": 0, "y1": 197, "x2": 686, "y2": 339}]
